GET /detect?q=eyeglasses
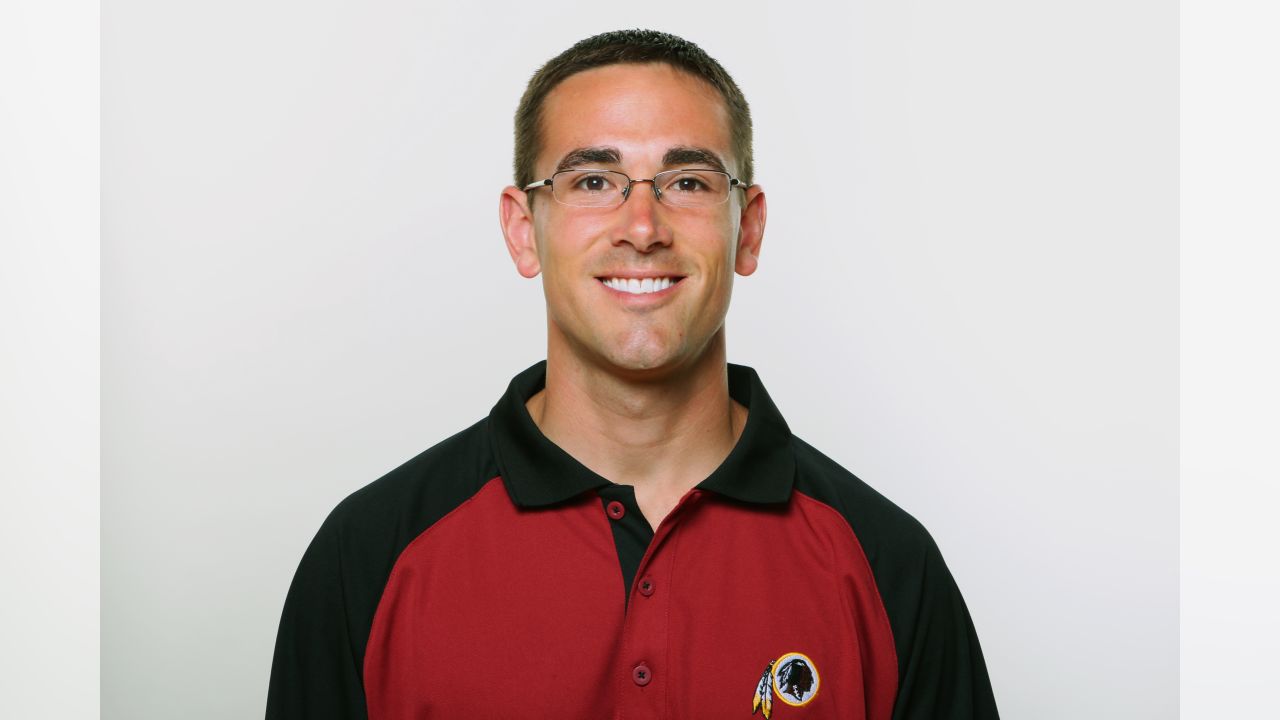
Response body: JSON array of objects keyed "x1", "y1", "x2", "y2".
[{"x1": 523, "y1": 168, "x2": 748, "y2": 209}]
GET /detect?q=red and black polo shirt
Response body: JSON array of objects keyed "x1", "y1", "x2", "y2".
[{"x1": 266, "y1": 360, "x2": 999, "y2": 719}]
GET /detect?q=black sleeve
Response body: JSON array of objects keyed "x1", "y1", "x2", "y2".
[
  {"x1": 265, "y1": 512, "x2": 368, "y2": 720},
  {"x1": 889, "y1": 533, "x2": 999, "y2": 720}
]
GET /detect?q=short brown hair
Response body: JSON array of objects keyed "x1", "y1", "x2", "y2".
[{"x1": 513, "y1": 29, "x2": 754, "y2": 191}]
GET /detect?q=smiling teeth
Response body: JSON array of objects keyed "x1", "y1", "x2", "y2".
[{"x1": 602, "y1": 277, "x2": 677, "y2": 294}]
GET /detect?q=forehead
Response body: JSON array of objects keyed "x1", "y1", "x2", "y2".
[{"x1": 537, "y1": 63, "x2": 734, "y2": 175}]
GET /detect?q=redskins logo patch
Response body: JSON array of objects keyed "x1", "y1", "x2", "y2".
[{"x1": 751, "y1": 651, "x2": 819, "y2": 717}]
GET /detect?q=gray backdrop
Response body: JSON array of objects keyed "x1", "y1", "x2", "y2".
[{"x1": 103, "y1": 1, "x2": 1177, "y2": 717}]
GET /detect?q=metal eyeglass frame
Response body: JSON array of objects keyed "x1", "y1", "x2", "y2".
[{"x1": 522, "y1": 168, "x2": 749, "y2": 208}]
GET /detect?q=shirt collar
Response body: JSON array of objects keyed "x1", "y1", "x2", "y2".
[{"x1": 487, "y1": 360, "x2": 796, "y2": 508}]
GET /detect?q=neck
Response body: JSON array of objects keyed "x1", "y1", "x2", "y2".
[{"x1": 526, "y1": 332, "x2": 747, "y2": 500}]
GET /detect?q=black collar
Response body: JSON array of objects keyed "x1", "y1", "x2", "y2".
[{"x1": 487, "y1": 360, "x2": 796, "y2": 507}]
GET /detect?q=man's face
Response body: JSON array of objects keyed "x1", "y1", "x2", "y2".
[{"x1": 500, "y1": 62, "x2": 765, "y2": 377}]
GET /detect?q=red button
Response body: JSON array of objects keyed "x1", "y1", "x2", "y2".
[
  {"x1": 606, "y1": 501, "x2": 626, "y2": 520},
  {"x1": 632, "y1": 663, "x2": 652, "y2": 686},
  {"x1": 638, "y1": 576, "x2": 655, "y2": 597}
]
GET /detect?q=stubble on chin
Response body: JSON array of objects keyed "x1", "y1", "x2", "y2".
[{"x1": 598, "y1": 317, "x2": 699, "y2": 374}]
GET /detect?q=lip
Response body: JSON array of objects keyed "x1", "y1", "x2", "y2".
[
  {"x1": 594, "y1": 270, "x2": 687, "y2": 280},
  {"x1": 595, "y1": 276, "x2": 686, "y2": 304}
]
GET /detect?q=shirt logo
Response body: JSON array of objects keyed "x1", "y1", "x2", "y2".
[{"x1": 751, "y1": 651, "x2": 820, "y2": 717}]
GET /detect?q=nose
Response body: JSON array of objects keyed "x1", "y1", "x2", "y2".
[
  {"x1": 615, "y1": 179, "x2": 671, "y2": 253},
  {"x1": 621, "y1": 178, "x2": 662, "y2": 204}
]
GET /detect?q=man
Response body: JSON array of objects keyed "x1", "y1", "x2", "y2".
[{"x1": 267, "y1": 29, "x2": 999, "y2": 719}]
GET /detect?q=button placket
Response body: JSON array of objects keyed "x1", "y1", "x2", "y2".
[
  {"x1": 611, "y1": 489, "x2": 703, "y2": 716},
  {"x1": 616, "y1": 505, "x2": 693, "y2": 719}
]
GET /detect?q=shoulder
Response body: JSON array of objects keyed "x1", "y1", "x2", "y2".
[
  {"x1": 789, "y1": 434, "x2": 940, "y2": 571},
  {"x1": 789, "y1": 435, "x2": 989, "y2": 690},
  {"x1": 319, "y1": 417, "x2": 500, "y2": 555},
  {"x1": 289, "y1": 417, "x2": 502, "y2": 651}
]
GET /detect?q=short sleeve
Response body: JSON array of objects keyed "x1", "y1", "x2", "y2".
[
  {"x1": 889, "y1": 535, "x2": 999, "y2": 720},
  {"x1": 265, "y1": 513, "x2": 369, "y2": 720}
]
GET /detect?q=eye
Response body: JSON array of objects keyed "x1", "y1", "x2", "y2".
[
  {"x1": 573, "y1": 173, "x2": 614, "y2": 192},
  {"x1": 672, "y1": 176, "x2": 710, "y2": 192},
  {"x1": 662, "y1": 171, "x2": 720, "y2": 194}
]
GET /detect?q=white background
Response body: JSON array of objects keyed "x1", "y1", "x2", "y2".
[
  {"x1": 16, "y1": 0, "x2": 1266, "y2": 717},
  {"x1": 100, "y1": 1, "x2": 1174, "y2": 718}
]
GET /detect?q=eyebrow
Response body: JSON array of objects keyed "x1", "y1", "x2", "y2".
[
  {"x1": 555, "y1": 147, "x2": 622, "y2": 173},
  {"x1": 662, "y1": 146, "x2": 729, "y2": 174},
  {"x1": 552, "y1": 145, "x2": 731, "y2": 175}
]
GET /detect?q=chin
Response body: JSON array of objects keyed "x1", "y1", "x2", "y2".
[
  {"x1": 599, "y1": 337, "x2": 686, "y2": 374},
  {"x1": 603, "y1": 349, "x2": 675, "y2": 373}
]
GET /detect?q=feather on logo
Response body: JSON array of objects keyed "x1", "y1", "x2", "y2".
[{"x1": 752, "y1": 660, "x2": 775, "y2": 718}]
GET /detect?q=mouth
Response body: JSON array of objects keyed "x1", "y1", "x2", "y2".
[{"x1": 595, "y1": 276, "x2": 686, "y2": 296}]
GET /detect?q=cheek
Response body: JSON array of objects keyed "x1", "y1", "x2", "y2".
[
  {"x1": 702, "y1": 219, "x2": 740, "y2": 276},
  {"x1": 535, "y1": 216, "x2": 607, "y2": 312},
  {"x1": 536, "y1": 214, "x2": 606, "y2": 267}
]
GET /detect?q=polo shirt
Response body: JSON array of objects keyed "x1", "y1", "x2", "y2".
[{"x1": 266, "y1": 360, "x2": 999, "y2": 719}]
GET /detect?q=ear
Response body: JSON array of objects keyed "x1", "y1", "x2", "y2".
[
  {"x1": 734, "y1": 185, "x2": 767, "y2": 276},
  {"x1": 499, "y1": 186, "x2": 541, "y2": 278}
]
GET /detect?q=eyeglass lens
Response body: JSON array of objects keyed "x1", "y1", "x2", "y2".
[{"x1": 551, "y1": 170, "x2": 731, "y2": 208}]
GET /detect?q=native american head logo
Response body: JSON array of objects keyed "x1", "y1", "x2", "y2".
[{"x1": 751, "y1": 651, "x2": 820, "y2": 717}]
